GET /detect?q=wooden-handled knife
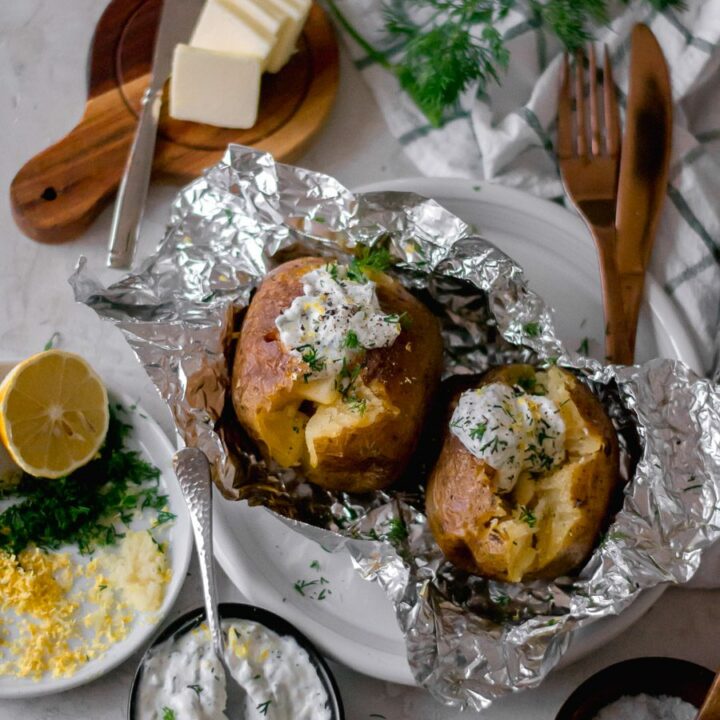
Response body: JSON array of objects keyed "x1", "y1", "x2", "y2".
[{"x1": 615, "y1": 24, "x2": 673, "y2": 358}]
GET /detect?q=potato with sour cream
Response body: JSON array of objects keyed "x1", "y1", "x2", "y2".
[
  {"x1": 231, "y1": 254, "x2": 443, "y2": 493},
  {"x1": 426, "y1": 364, "x2": 620, "y2": 582}
]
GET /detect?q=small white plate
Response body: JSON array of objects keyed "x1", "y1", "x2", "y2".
[
  {"x1": 0, "y1": 361, "x2": 192, "y2": 699},
  {"x1": 212, "y1": 178, "x2": 701, "y2": 685}
]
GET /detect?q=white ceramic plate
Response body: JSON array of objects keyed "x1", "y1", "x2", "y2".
[
  {"x1": 0, "y1": 361, "x2": 192, "y2": 699},
  {"x1": 213, "y1": 178, "x2": 702, "y2": 685}
]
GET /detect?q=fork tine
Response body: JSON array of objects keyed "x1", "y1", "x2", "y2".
[
  {"x1": 574, "y1": 50, "x2": 588, "y2": 156},
  {"x1": 603, "y1": 45, "x2": 620, "y2": 156},
  {"x1": 588, "y1": 44, "x2": 601, "y2": 155},
  {"x1": 557, "y1": 53, "x2": 573, "y2": 158}
]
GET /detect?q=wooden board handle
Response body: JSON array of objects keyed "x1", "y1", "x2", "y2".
[{"x1": 10, "y1": 87, "x2": 137, "y2": 244}]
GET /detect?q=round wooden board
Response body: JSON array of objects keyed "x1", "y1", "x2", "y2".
[{"x1": 10, "y1": 0, "x2": 339, "y2": 243}]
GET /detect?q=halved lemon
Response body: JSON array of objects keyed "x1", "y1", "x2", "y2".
[{"x1": 0, "y1": 350, "x2": 109, "y2": 479}]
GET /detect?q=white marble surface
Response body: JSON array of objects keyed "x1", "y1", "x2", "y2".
[{"x1": 0, "y1": 1, "x2": 718, "y2": 719}]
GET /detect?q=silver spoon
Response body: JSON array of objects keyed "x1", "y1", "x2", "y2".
[{"x1": 173, "y1": 447, "x2": 246, "y2": 719}]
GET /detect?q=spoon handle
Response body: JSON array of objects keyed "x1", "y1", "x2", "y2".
[{"x1": 173, "y1": 447, "x2": 224, "y2": 660}]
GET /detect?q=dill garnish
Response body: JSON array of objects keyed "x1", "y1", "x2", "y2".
[
  {"x1": 346, "y1": 244, "x2": 393, "y2": 283},
  {"x1": 519, "y1": 505, "x2": 537, "y2": 528},
  {"x1": 0, "y1": 405, "x2": 170, "y2": 555},
  {"x1": 344, "y1": 330, "x2": 360, "y2": 349}
]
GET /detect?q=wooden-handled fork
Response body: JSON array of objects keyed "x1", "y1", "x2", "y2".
[{"x1": 558, "y1": 47, "x2": 633, "y2": 365}]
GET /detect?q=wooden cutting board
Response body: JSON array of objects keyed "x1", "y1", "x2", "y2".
[{"x1": 10, "y1": 0, "x2": 339, "y2": 244}]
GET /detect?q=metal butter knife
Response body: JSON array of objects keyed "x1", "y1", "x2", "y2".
[
  {"x1": 615, "y1": 24, "x2": 673, "y2": 358},
  {"x1": 106, "y1": 0, "x2": 204, "y2": 269}
]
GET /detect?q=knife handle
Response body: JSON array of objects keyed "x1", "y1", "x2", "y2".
[
  {"x1": 107, "y1": 87, "x2": 163, "y2": 268},
  {"x1": 592, "y1": 225, "x2": 634, "y2": 365},
  {"x1": 9, "y1": 93, "x2": 139, "y2": 244},
  {"x1": 620, "y1": 273, "x2": 645, "y2": 360}
]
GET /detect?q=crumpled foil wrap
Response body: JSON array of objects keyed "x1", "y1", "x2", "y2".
[{"x1": 70, "y1": 146, "x2": 720, "y2": 711}]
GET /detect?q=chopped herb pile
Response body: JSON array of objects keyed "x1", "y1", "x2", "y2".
[
  {"x1": 326, "y1": 0, "x2": 685, "y2": 126},
  {"x1": 0, "y1": 405, "x2": 170, "y2": 555}
]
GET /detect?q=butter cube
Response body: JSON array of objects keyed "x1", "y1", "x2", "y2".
[
  {"x1": 190, "y1": 0, "x2": 274, "y2": 69},
  {"x1": 169, "y1": 44, "x2": 261, "y2": 129},
  {"x1": 222, "y1": 0, "x2": 311, "y2": 73}
]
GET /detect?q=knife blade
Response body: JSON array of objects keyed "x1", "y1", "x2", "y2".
[
  {"x1": 106, "y1": 0, "x2": 205, "y2": 269},
  {"x1": 615, "y1": 23, "x2": 673, "y2": 358}
]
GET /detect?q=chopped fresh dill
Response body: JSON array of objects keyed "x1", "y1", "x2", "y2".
[
  {"x1": 519, "y1": 505, "x2": 537, "y2": 528},
  {"x1": 256, "y1": 700, "x2": 272, "y2": 716},
  {"x1": 295, "y1": 344, "x2": 326, "y2": 373},
  {"x1": 326, "y1": 262, "x2": 339, "y2": 281},
  {"x1": 0, "y1": 405, "x2": 170, "y2": 555},
  {"x1": 335, "y1": 357, "x2": 364, "y2": 397},
  {"x1": 346, "y1": 395, "x2": 367, "y2": 414},
  {"x1": 187, "y1": 684, "x2": 203, "y2": 696},
  {"x1": 383, "y1": 311, "x2": 411, "y2": 329},
  {"x1": 310, "y1": 560, "x2": 320, "y2": 570},
  {"x1": 346, "y1": 244, "x2": 393, "y2": 283},
  {"x1": 162, "y1": 708, "x2": 176, "y2": 720},
  {"x1": 43, "y1": 332, "x2": 60, "y2": 351},
  {"x1": 293, "y1": 579, "x2": 319, "y2": 596},
  {"x1": 386, "y1": 517, "x2": 409, "y2": 544},
  {"x1": 344, "y1": 330, "x2": 360, "y2": 349},
  {"x1": 523, "y1": 322, "x2": 541, "y2": 337},
  {"x1": 155, "y1": 510, "x2": 177, "y2": 526},
  {"x1": 469, "y1": 422, "x2": 487, "y2": 441}
]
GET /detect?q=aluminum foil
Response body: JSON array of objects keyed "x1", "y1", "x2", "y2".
[{"x1": 70, "y1": 145, "x2": 720, "y2": 711}]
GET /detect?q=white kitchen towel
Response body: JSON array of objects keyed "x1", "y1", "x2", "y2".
[{"x1": 329, "y1": 0, "x2": 720, "y2": 378}]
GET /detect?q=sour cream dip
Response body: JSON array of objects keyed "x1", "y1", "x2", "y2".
[
  {"x1": 137, "y1": 619, "x2": 332, "y2": 720},
  {"x1": 593, "y1": 693, "x2": 697, "y2": 720},
  {"x1": 449, "y1": 382, "x2": 566, "y2": 492}
]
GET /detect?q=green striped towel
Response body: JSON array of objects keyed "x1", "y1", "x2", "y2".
[{"x1": 328, "y1": 0, "x2": 720, "y2": 378}]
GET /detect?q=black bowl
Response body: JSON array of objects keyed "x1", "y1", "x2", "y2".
[
  {"x1": 555, "y1": 657, "x2": 714, "y2": 720},
  {"x1": 128, "y1": 603, "x2": 344, "y2": 720}
]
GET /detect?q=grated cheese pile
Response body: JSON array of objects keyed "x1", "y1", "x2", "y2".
[{"x1": 0, "y1": 530, "x2": 170, "y2": 680}]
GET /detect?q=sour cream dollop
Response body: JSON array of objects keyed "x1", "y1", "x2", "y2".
[
  {"x1": 450, "y1": 382, "x2": 566, "y2": 492},
  {"x1": 275, "y1": 263, "x2": 401, "y2": 382},
  {"x1": 137, "y1": 619, "x2": 332, "y2": 720}
]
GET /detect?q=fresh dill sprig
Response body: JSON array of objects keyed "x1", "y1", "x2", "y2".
[{"x1": 325, "y1": 0, "x2": 685, "y2": 127}]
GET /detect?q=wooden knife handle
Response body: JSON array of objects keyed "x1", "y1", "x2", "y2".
[{"x1": 10, "y1": 89, "x2": 137, "y2": 244}]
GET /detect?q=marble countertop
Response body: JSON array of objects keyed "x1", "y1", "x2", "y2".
[{"x1": 1, "y1": 2, "x2": 719, "y2": 718}]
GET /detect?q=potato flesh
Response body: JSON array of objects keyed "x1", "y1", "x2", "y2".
[
  {"x1": 257, "y1": 377, "x2": 397, "y2": 471},
  {"x1": 478, "y1": 367, "x2": 603, "y2": 582}
]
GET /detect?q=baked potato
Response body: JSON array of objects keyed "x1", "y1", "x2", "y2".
[
  {"x1": 426, "y1": 364, "x2": 619, "y2": 582},
  {"x1": 232, "y1": 255, "x2": 444, "y2": 493}
]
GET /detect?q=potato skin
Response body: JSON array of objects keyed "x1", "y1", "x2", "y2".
[
  {"x1": 232, "y1": 256, "x2": 444, "y2": 493},
  {"x1": 426, "y1": 364, "x2": 619, "y2": 582}
]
